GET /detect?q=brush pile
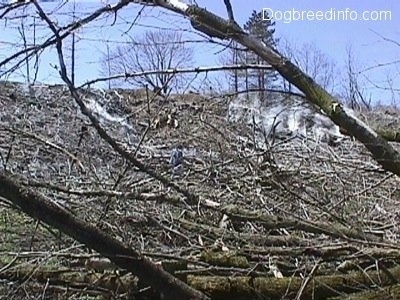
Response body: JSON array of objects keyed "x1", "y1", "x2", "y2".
[{"x1": 0, "y1": 81, "x2": 400, "y2": 299}]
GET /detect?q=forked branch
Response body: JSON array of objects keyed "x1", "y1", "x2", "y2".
[{"x1": 147, "y1": 0, "x2": 400, "y2": 177}]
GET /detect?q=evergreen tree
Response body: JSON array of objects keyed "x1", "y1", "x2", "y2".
[
  {"x1": 242, "y1": 10, "x2": 279, "y2": 92},
  {"x1": 225, "y1": 10, "x2": 279, "y2": 94}
]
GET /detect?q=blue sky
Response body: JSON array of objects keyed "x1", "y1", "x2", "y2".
[{"x1": 0, "y1": 0, "x2": 399, "y2": 104}]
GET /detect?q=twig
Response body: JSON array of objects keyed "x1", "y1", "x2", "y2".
[
  {"x1": 295, "y1": 259, "x2": 321, "y2": 300},
  {"x1": 80, "y1": 64, "x2": 273, "y2": 88}
]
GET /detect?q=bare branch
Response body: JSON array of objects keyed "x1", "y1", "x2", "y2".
[
  {"x1": 31, "y1": 0, "x2": 198, "y2": 204},
  {"x1": 223, "y1": 0, "x2": 235, "y2": 22},
  {"x1": 0, "y1": 172, "x2": 209, "y2": 300},
  {"x1": 152, "y1": 0, "x2": 400, "y2": 177},
  {"x1": 101, "y1": 30, "x2": 193, "y2": 93},
  {"x1": 85, "y1": 63, "x2": 273, "y2": 87},
  {"x1": 0, "y1": 0, "x2": 132, "y2": 71}
]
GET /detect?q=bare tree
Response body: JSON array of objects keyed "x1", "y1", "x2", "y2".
[
  {"x1": 2, "y1": 1, "x2": 400, "y2": 299},
  {"x1": 101, "y1": 30, "x2": 193, "y2": 94},
  {"x1": 341, "y1": 45, "x2": 371, "y2": 110},
  {"x1": 279, "y1": 39, "x2": 338, "y2": 93}
]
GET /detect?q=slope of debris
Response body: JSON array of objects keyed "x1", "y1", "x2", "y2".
[
  {"x1": 1, "y1": 80, "x2": 400, "y2": 298},
  {"x1": 227, "y1": 90, "x2": 344, "y2": 145}
]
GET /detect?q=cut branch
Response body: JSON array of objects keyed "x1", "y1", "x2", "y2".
[
  {"x1": 187, "y1": 265, "x2": 400, "y2": 300},
  {"x1": 0, "y1": 261, "x2": 137, "y2": 295},
  {"x1": 222, "y1": 204, "x2": 382, "y2": 243},
  {"x1": 0, "y1": 172, "x2": 209, "y2": 300},
  {"x1": 152, "y1": 1, "x2": 400, "y2": 177}
]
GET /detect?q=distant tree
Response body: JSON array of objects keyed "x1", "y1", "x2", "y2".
[
  {"x1": 221, "y1": 10, "x2": 279, "y2": 93},
  {"x1": 242, "y1": 10, "x2": 279, "y2": 90},
  {"x1": 341, "y1": 45, "x2": 371, "y2": 110},
  {"x1": 101, "y1": 30, "x2": 193, "y2": 94},
  {"x1": 279, "y1": 40, "x2": 338, "y2": 94}
]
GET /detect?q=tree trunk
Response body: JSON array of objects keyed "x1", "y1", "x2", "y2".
[
  {"x1": 0, "y1": 173, "x2": 209, "y2": 300},
  {"x1": 173, "y1": 3, "x2": 400, "y2": 177},
  {"x1": 187, "y1": 265, "x2": 400, "y2": 300}
]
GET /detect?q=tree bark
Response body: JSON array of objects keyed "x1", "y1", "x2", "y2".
[
  {"x1": 222, "y1": 204, "x2": 381, "y2": 242},
  {"x1": 0, "y1": 261, "x2": 137, "y2": 295},
  {"x1": 327, "y1": 283, "x2": 400, "y2": 300},
  {"x1": 155, "y1": 0, "x2": 400, "y2": 177},
  {"x1": 0, "y1": 172, "x2": 209, "y2": 300},
  {"x1": 375, "y1": 128, "x2": 400, "y2": 143},
  {"x1": 187, "y1": 265, "x2": 400, "y2": 300},
  {"x1": 3, "y1": 256, "x2": 399, "y2": 300}
]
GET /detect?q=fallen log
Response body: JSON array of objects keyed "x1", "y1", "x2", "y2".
[
  {"x1": 152, "y1": 0, "x2": 400, "y2": 177},
  {"x1": 0, "y1": 172, "x2": 209, "y2": 300},
  {"x1": 187, "y1": 265, "x2": 400, "y2": 300},
  {"x1": 0, "y1": 261, "x2": 137, "y2": 295},
  {"x1": 328, "y1": 283, "x2": 400, "y2": 300}
]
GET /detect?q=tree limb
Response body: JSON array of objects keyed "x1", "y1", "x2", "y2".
[
  {"x1": 82, "y1": 63, "x2": 274, "y2": 87},
  {"x1": 223, "y1": 0, "x2": 235, "y2": 22},
  {"x1": 0, "y1": 172, "x2": 209, "y2": 300},
  {"x1": 222, "y1": 204, "x2": 382, "y2": 243},
  {"x1": 152, "y1": 0, "x2": 400, "y2": 177},
  {"x1": 187, "y1": 265, "x2": 400, "y2": 300}
]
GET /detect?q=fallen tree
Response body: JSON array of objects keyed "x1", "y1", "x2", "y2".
[
  {"x1": 187, "y1": 265, "x2": 400, "y2": 300},
  {"x1": 2, "y1": 253, "x2": 400, "y2": 300},
  {"x1": 146, "y1": 0, "x2": 400, "y2": 177},
  {"x1": 0, "y1": 260, "x2": 137, "y2": 297},
  {"x1": 1, "y1": 1, "x2": 400, "y2": 299},
  {"x1": 0, "y1": 173, "x2": 209, "y2": 300}
]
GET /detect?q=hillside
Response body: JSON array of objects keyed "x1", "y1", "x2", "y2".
[{"x1": 1, "y1": 80, "x2": 400, "y2": 299}]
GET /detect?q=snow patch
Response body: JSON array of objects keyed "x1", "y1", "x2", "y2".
[
  {"x1": 168, "y1": 0, "x2": 189, "y2": 11},
  {"x1": 85, "y1": 97, "x2": 136, "y2": 138},
  {"x1": 227, "y1": 91, "x2": 344, "y2": 145}
]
